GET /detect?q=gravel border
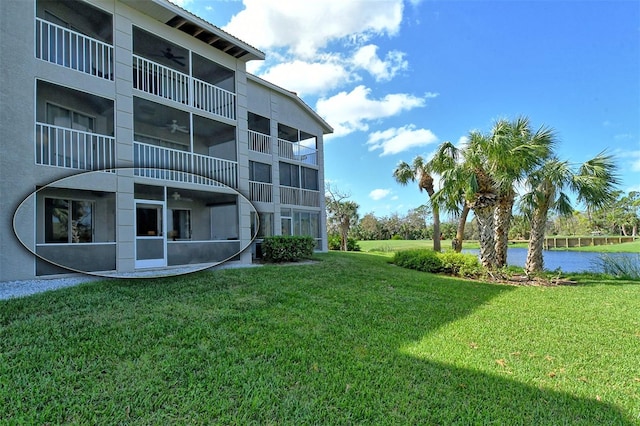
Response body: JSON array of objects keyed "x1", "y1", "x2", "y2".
[
  {"x1": 0, "y1": 276, "x2": 103, "y2": 300},
  {"x1": 0, "y1": 260, "x2": 317, "y2": 301}
]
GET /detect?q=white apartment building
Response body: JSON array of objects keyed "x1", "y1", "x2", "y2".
[{"x1": 0, "y1": 0, "x2": 331, "y2": 281}]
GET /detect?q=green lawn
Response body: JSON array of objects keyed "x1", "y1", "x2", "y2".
[
  {"x1": 1, "y1": 252, "x2": 639, "y2": 424},
  {"x1": 358, "y1": 238, "x2": 639, "y2": 253}
]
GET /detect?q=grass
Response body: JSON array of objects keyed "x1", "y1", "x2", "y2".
[
  {"x1": 359, "y1": 238, "x2": 640, "y2": 253},
  {"x1": 1, "y1": 252, "x2": 639, "y2": 424}
]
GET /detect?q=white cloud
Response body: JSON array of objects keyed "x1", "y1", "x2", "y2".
[
  {"x1": 457, "y1": 135, "x2": 469, "y2": 146},
  {"x1": 628, "y1": 150, "x2": 640, "y2": 172},
  {"x1": 170, "y1": 0, "x2": 193, "y2": 6},
  {"x1": 367, "y1": 124, "x2": 438, "y2": 156},
  {"x1": 369, "y1": 188, "x2": 391, "y2": 200},
  {"x1": 256, "y1": 59, "x2": 353, "y2": 96},
  {"x1": 223, "y1": 0, "x2": 404, "y2": 58},
  {"x1": 352, "y1": 45, "x2": 408, "y2": 82},
  {"x1": 316, "y1": 85, "x2": 428, "y2": 138}
]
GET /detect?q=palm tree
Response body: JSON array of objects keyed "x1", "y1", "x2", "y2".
[
  {"x1": 520, "y1": 152, "x2": 618, "y2": 273},
  {"x1": 393, "y1": 156, "x2": 441, "y2": 251},
  {"x1": 430, "y1": 141, "x2": 469, "y2": 252},
  {"x1": 490, "y1": 117, "x2": 556, "y2": 267},
  {"x1": 460, "y1": 130, "x2": 499, "y2": 268}
]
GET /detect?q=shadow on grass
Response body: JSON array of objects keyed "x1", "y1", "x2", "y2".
[{"x1": 0, "y1": 252, "x2": 635, "y2": 423}]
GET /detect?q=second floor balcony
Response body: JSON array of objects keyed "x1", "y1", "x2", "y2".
[
  {"x1": 280, "y1": 186, "x2": 320, "y2": 208},
  {"x1": 36, "y1": 122, "x2": 116, "y2": 171},
  {"x1": 134, "y1": 141, "x2": 237, "y2": 189}
]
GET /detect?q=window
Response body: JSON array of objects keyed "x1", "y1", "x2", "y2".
[
  {"x1": 279, "y1": 162, "x2": 299, "y2": 187},
  {"x1": 44, "y1": 198, "x2": 94, "y2": 243},
  {"x1": 47, "y1": 103, "x2": 95, "y2": 132},
  {"x1": 294, "y1": 211, "x2": 320, "y2": 238},
  {"x1": 301, "y1": 167, "x2": 318, "y2": 190},
  {"x1": 249, "y1": 161, "x2": 272, "y2": 183},
  {"x1": 251, "y1": 212, "x2": 274, "y2": 238},
  {"x1": 168, "y1": 209, "x2": 191, "y2": 240}
]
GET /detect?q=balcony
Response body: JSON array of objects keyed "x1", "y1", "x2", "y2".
[
  {"x1": 279, "y1": 186, "x2": 320, "y2": 207},
  {"x1": 35, "y1": 122, "x2": 116, "y2": 171},
  {"x1": 278, "y1": 138, "x2": 318, "y2": 165},
  {"x1": 249, "y1": 181, "x2": 273, "y2": 203},
  {"x1": 133, "y1": 55, "x2": 236, "y2": 121},
  {"x1": 35, "y1": 18, "x2": 114, "y2": 80},
  {"x1": 134, "y1": 141, "x2": 237, "y2": 188},
  {"x1": 249, "y1": 130, "x2": 271, "y2": 155}
]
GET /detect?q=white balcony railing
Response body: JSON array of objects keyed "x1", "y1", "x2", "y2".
[
  {"x1": 193, "y1": 77, "x2": 236, "y2": 120},
  {"x1": 133, "y1": 55, "x2": 236, "y2": 121},
  {"x1": 249, "y1": 181, "x2": 273, "y2": 203},
  {"x1": 279, "y1": 186, "x2": 320, "y2": 207},
  {"x1": 134, "y1": 141, "x2": 237, "y2": 188},
  {"x1": 35, "y1": 18, "x2": 114, "y2": 80},
  {"x1": 278, "y1": 138, "x2": 318, "y2": 165},
  {"x1": 249, "y1": 130, "x2": 271, "y2": 154},
  {"x1": 35, "y1": 123, "x2": 116, "y2": 171}
]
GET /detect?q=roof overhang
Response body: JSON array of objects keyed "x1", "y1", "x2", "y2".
[{"x1": 120, "y1": 0, "x2": 265, "y2": 61}]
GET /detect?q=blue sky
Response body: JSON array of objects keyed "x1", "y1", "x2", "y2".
[{"x1": 176, "y1": 0, "x2": 639, "y2": 218}]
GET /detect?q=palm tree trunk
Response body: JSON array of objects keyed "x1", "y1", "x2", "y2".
[
  {"x1": 454, "y1": 204, "x2": 470, "y2": 252},
  {"x1": 432, "y1": 204, "x2": 441, "y2": 252},
  {"x1": 494, "y1": 192, "x2": 515, "y2": 267},
  {"x1": 475, "y1": 205, "x2": 496, "y2": 269},
  {"x1": 525, "y1": 209, "x2": 548, "y2": 273},
  {"x1": 340, "y1": 219, "x2": 349, "y2": 251}
]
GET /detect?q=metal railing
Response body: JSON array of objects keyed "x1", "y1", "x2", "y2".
[
  {"x1": 133, "y1": 55, "x2": 236, "y2": 121},
  {"x1": 249, "y1": 181, "x2": 273, "y2": 203},
  {"x1": 35, "y1": 122, "x2": 116, "y2": 171},
  {"x1": 279, "y1": 186, "x2": 320, "y2": 207},
  {"x1": 278, "y1": 138, "x2": 318, "y2": 165},
  {"x1": 193, "y1": 77, "x2": 236, "y2": 120},
  {"x1": 249, "y1": 130, "x2": 271, "y2": 154},
  {"x1": 35, "y1": 18, "x2": 113, "y2": 80},
  {"x1": 133, "y1": 141, "x2": 237, "y2": 188},
  {"x1": 133, "y1": 55, "x2": 189, "y2": 104}
]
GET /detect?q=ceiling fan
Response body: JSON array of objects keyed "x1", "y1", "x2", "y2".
[
  {"x1": 171, "y1": 191, "x2": 193, "y2": 202},
  {"x1": 166, "y1": 119, "x2": 189, "y2": 134},
  {"x1": 157, "y1": 47, "x2": 185, "y2": 66}
]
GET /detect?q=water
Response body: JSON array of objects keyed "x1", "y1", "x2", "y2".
[{"x1": 462, "y1": 248, "x2": 639, "y2": 273}]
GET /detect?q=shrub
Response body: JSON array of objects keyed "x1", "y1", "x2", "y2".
[
  {"x1": 328, "y1": 234, "x2": 361, "y2": 251},
  {"x1": 438, "y1": 251, "x2": 482, "y2": 277},
  {"x1": 393, "y1": 249, "x2": 443, "y2": 273},
  {"x1": 262, "y1": 235, "x2": 316, "y2": 263}
]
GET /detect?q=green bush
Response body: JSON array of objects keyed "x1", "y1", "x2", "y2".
[
  {"x1": 328, "y1": 234, "x2": 361, "y2": 251},
  {"x1": 438, "y1": 251, "x2": 482, "y2": 277},
  {"x1": 393, "y1": 249, "x2": 443, "y2": 273},
  {"x1": 262, "y1": 235, "x2": 316, "y2": 263}
]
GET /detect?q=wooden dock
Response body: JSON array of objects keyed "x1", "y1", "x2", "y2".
[{"x1": 543, "y1": 236, "x2": 637, "y2": 250}]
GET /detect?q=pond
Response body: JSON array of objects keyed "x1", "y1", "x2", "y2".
[{"x1": 462, "y1": 248, "x2": 639, "y2": 273}]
